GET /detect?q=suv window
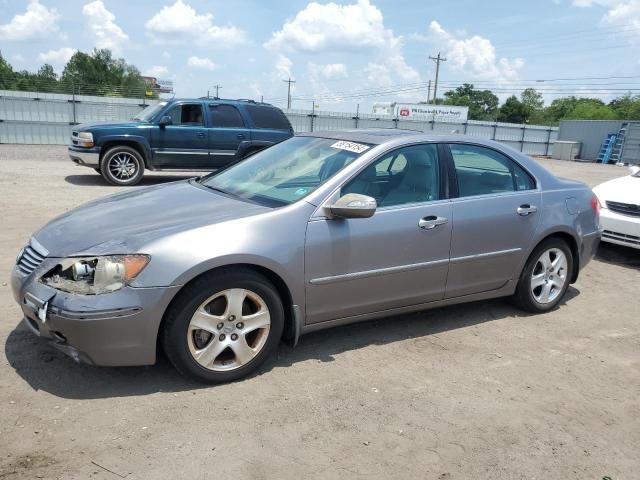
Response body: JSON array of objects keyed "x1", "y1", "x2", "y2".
[
  {"x1": 245, "y1": 105, "x2": 291, "y2": 130},
  {"x1": 209, "y1": 104, "x2": 245, "y2": 128},
  {"x1": 342, "y1": 144, "x2": 440, "y2": 208},
  {"x1": 450, "y1": 144, "x2": 535, "y2": 197},
  {"x1": 165, "y1": 103, "x2": 203, "y2": 126}
]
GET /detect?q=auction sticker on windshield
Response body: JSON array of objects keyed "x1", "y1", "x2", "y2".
[{"x1": 330, "y1": 141, "x2": 370, "y2": 154}]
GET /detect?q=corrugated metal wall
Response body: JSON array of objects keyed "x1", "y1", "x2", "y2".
[
  {"x1": 0, "y1": 90, "x2": 158, "y2": 145},
  {"x1": 621, "y1": 123, "x2": 640, "y2": 165},
  {"x1": 0, "y1": 90, "x2": 558, "y2": 154},
  {"x1": 558, "y1": 120, "x2": 625, "y2": 161}
]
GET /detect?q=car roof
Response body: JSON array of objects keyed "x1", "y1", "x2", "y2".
[{"x1": 299, "y1": 129, "x2": 503, "y2": 147}]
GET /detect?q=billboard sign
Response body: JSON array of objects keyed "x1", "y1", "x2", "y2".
[{"x1": 396, "y1": 103, "x2": 469, "y2": 122}]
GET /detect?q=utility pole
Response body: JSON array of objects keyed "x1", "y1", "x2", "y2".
[
  {"x1": 283, "y1": 77, "x2": 296, "y2": 109},
  {"x1": 426, "y1": 80, "x2": 431, "y2": 105},
  {"x1": 213, "y1": 84, "x2": 222, "y2": 98},
  {"x1": 429, "y1": 52, "x2": 447, "y2": 105}
]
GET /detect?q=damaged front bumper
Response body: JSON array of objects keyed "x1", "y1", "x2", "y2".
[{"x1": 11, "y1": 257, "x2": 180, "y2": 366}]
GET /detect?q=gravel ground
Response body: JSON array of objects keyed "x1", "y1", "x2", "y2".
[{"x1": 0, "y1": 145, "x2": 638, "y2": 480}]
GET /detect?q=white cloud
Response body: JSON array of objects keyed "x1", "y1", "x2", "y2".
[
  {"x1": 275, "y1": 54, "x2": 293, "y2": 78},
  {"x1": 0, "y1": 0, "x2": 59, "y2": 41},
  {"x1": 187, "y1": 56, "x2": 216, "y2": 70},
  {"x1": 364, "y1": 52, "x2": 421, "y2": 87},
  {"x1": 266, "y1": 0, "x2": 394, "y2": 53},
  {"x1": 144, "y1": 65, "x2": 169, "y2": 77},
  {"x1": 573, "y1": 0, "x2": 640, "y2": 42},
  {"x1": 309, "y1": 63, "x2": 348, "y2": 80},
  {"x1": 82, "y1": 0, "x2": 128, "y2": 52},
  {"x1": 428, "y1": 21, "x2": 524, "y2": 85},
  {"x1": 38, "y1": 47, "x2": 76, "y2": 68},
  {"x1": 145, "y1": 0, "x2": 246, "y2": 46}
]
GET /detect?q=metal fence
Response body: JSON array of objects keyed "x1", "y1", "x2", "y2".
[
  {"x1": 285, "y1": 109, "x2": 559, "y2": 156},
  {"x1": 0, "y1": 90, "x2": 558, "y2": 155}
]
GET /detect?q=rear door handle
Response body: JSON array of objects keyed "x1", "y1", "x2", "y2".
[
  {"x1": 237, "y1": 133, "x2": 246, "y2": 139},
  {"x1": 517, "y1": 204, "x2": 538, "y2": 216},
  {"x1": 197, "y1": 132, "x2": 206, "y2": 138},
  {"x1": 419, "y1": 215, "x2": 448, "y2": 230}
]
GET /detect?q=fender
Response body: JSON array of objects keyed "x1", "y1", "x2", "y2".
[{"x1": 97, "y1": 134, "x2": 153, "y2": 168}]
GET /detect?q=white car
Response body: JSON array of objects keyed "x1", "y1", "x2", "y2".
[{"x1": 593, "y1": 166, "x2": 640, "y2": 250}]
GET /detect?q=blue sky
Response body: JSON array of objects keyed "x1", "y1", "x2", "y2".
[{"x1": 1, "y1": 0, "x2": 639, "y2": 112}]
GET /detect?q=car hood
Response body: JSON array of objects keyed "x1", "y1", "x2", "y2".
[
  {"x1": 76, "y1": 120, "x2": 144, "y2": 130},
  {"x1": 593, "y1": 175, "x2": 640, "y2": 205},
  {"x1": 33, "y1": 180, "x2": 271, "y2": 257}
]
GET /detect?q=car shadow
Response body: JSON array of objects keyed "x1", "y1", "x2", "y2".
[
  {"x1": 4, "y1": 288, "x2": 580, "y2": 400},
  {"x1": 64, "y1": 174, "x2": 202, "y2": 187},
  {"x1": 595, "y1": 243, "x2": 640, "y2": 271}
]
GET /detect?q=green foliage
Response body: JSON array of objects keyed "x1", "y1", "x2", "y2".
[
  {"x1": 442, "y1": 83, "x2": 499, "y2": 120},
  {"x1": 0, "y1": 49, "x2": 149, "y2": 97},
  {"x1": 498, "y1": 95, "x2": 528, "y2": 123}
]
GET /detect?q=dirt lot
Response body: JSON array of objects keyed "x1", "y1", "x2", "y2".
[{"x1": 0, "y1": 145, "x2": 638, "y2": 479}]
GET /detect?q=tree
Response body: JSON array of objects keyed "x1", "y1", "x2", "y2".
[
  {"x1": 498, "y1": 95, "x2": 528, "y2": 123},
  {"x1": 520, "y1": 88, "x2": 543, "y2": 120},
  {"x1": 442, "y1": 83, "x2": 499, "y2": 120},
  {"x1": 61, "y1": 49, "x2": 146, "y2": 96},
  {"x1": 609, "y1": 93, "x2": 640, "y2": 120}
]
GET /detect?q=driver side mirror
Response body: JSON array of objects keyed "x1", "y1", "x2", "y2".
[
  {"x1": 330, "y1": 193, "x2": 377, "y2": 219},
  {"x1": 629, "y1": 165, "x2": 640, "y2": 177},
  {"x1": 159, "y1": 115, "x2": 172, "y2": 128}
]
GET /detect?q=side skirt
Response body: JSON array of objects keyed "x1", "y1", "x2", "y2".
[{"x1": 300, "y1": 280, "x2": 516, "y2": 337}]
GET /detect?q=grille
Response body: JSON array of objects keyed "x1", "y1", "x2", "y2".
[
  {"x1": 603, "y1": 230, "x2": 640, "y2": 246},
  {"x1": 606, "y1": 201, "x2": 640, "y2": 217},
  {"x1": 16, "y1": 241, "x2": 47, "y2": 275}
]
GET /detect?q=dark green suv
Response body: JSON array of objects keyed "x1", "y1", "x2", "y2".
[{"x1": 68, "y1": 98, "x2": 294, "y2": 185}]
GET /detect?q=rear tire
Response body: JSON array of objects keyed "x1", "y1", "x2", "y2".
[
  {"x1": 513, "y1": 237, "x2": 573, "y2": 313},
  {"x1": 161, "y1": 269, "x2": 284, "y2": 384},
  {"x1": 100, "y1": 146, "x2": 145, "y2": 186}
]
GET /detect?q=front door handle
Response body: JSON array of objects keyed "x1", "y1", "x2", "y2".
[
  {"x1": 197, "y1": 132, "x2": 206, "y2": 138},
  {"x1": 419, "y1": 215, "x2": 448, "y2": 230},
  {"x1": 517, "y1": 204, "x2": 538, "y2": 216}
]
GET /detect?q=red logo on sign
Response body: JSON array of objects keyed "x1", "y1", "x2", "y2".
[{"x1": 399, "y1": 107, "x2": 410, "y2": 116}]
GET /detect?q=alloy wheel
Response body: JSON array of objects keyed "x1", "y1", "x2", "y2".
[
  {"x1": 187, "y1": 288, "x2": 271, "y2": 371},
  {"x1": 108, "y1": 152, "x2": 138, "y2": 180},
  {"x1": 530, "y1": 248, "x2": 568, "y2": 304}
]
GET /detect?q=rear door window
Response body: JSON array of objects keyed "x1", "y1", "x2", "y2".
[
  {"x1": 209, "y1": 105, "x2": 245, "y2": 128},
  {"x1": 449, "y1": 144, "x2": 535, "y2": 197}
]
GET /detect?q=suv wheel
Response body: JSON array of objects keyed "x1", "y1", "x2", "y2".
[
  {"x1": 162, "y1": 269, "x2": 284, "y2": 384},
  {"x1": 100, "y1": 146, "x2": 145, "y2": 186},
  {"x1": 513, "y1": 238, "x2": 573, "y2": 313}
]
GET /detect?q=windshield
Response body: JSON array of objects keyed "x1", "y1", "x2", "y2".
[
  {"x1": 134, "y1": 101, "x2": 168, "y2": 122},
  {"x1": 199, "y1": 136, "x2": 372, "y2": 206}
]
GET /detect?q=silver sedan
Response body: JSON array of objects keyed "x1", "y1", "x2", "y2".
[{"x1": 11, "y1": 130, "x2": 601, "y2": 383}]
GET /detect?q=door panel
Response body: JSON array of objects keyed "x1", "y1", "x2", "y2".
[
  {"x1": 152, "y1": 126, "x2": 209, "y2": 168},
  {"x1": 207, "y1": 104, "x2": 252, "y2": 168},
  {"x1": 305, "y1": 202, "x2": 452, "y2": 324},
  {"x1": 446, "y1": 192, "x2": 541, "y2": 298},
  {"x1": 445, "y1": 143, "x2": 541, "y2": 298},
  {"x1": 151, "y1": 103, "x2": 209, "y2": 168}
]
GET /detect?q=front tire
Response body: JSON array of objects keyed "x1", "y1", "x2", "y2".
[
  {"x1": 100, "y1": 146, "x2": 145, "y2": 186},
  {"x1": 161, "y1": 269, "x2": 284, "y2": 384},
  {"x1": 513, "y1": 238, "x2": 573, "y2": 313}
]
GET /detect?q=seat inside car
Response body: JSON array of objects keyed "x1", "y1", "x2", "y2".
[{"x1": 381, "y1": 149, "x2": 437, "y2": 206}]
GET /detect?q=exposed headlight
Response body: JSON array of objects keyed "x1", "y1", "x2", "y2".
[
  {"x1": 77, "y1": 131, "x2": 94, "y2": 148},
  {"x1": 41, "y1": 255, "x2": 150, "y2": 295}
]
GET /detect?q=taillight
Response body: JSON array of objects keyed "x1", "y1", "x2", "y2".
[{"x1": 591, "y1": 195, "x2": 601, "y2": 215}]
